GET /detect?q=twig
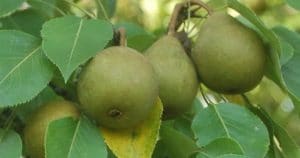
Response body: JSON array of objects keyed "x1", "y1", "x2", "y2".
[
  {"x1": 63, "y1": 0, "x2": 96, "y2": 19},
  {"x1": 96, "y1": 0, "x2": 109, "y2": 20}
]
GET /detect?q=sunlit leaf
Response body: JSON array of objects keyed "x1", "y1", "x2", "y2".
[
  {"x1": 100, "y1": 98, "x2": 163, "y2": 158},
  {"x1": 0, "y1": 30, "x2": 54, "y2": 106}
]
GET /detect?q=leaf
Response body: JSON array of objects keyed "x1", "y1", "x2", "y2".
[
  {"x1": 96, "y1": 0, "x2": 117, "y2": 19},
  {"x1": 158, "y1": 124, "x2": 198, "y2": 158},
  {"x1": 192, "y1": 103, "x2": 269, "y2": 158},
  {"x1": 115, "y1": 22, "x2": 150, "y2": 37},
  {"x1": 173, "y1": 116, "x2": 194, "y2": 138},
  {"x1": 45, "y1": 116, "x2": 107, "y2": 158},
  {"x1": 244, "y1": 104, "x2": 299, "y2": 158},
  {"x1": 127, "y1": 34, "x2": 156, "y2": 52},
  {"x1": 227, "y1": 0, "x2": 286, "y2": 92},
  {"x1": 272, "y1": 26, "x2": 300, "y2": 112},
  {"x1": 273, "y1": 123, "x2": 300, "y2": 158},
  {"x1": 15, "y1": 87, "x2": 60, "y2": 123},
  {"x1": 115, "y1": 22, "x2": 156, "y2": 52},
  {"x1": 196, "y1": 138, "x2": 244, "y2": 158},
  {"x1": 0, "y1": 129, "x2": 22, "y2": 158},
  {"x1": 286, "y1": 0, "x2": 300, "y2": 10},
  {"x1": 279, "y1": 39, "x2": 294, "y2": 66},
  {"x1": 41, "y1": 16, "x2": 113, "y2": 81},
  {"x1": 0, "y1": 0, "x2": 24, "y2": 18},
  {"x1": 0, "y1": 9, "x2": 48, "y2": 37},
  {"x1": 100, "y1": 98, "x2": 163, "y2": 158},
  {"x1": 0, "y1": 30, "x2": 54, "y2": 106},
  {"x1": 27, "y1": 0, "x2": 69, "y2": 18},
  {"x1": 217, "y1": 154, "x2": 249, "y2": 158}
]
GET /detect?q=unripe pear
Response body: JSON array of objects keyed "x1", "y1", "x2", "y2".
[
  {"x1": 145, "y1": 35, "x2": 199, "y2": 119},
  {"x1": 24, "y1": 100, "x2": 80, "y2": 158},
  {"x1": 77, "y1": 46, "x2": 158, "y2": 129},
  {"x1": 192, "y1": 11, "x2": 266, "y2": 94}
]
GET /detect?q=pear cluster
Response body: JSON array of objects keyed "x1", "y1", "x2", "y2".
[
  {"x1": 22, "y1": 9, "x2": 267, "y2": 158},
  {"x1": 77, "y1": 11, "x2": 266, "y2": 128}
]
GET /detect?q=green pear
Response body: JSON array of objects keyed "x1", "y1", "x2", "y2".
[
  {"x1": 145, "y1": 35, "x2": 199, "y2": 119},
  {"x1": 24, "y1": 100, "x2": 80, "y2": 158},
  {"x1": 192, "y1": 11, "x2": 266, "y2": 94},
  {"x1": 77, "y1": 46, "x2": 158, "y2": 129}
]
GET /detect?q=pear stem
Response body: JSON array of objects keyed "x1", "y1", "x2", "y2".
[{"x1": 118, "y1": 28, "x2": 127, "y2": 47}]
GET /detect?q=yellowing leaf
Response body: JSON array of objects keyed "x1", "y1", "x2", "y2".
[{"x1": 100, "y1": 98, "x2": 163, "y2": 158}]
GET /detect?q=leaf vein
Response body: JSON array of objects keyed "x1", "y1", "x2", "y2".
[
  {"x1": 67, "y1": 19, "x2": 84, "y2": 72},
  {"x1": 0, "y1": 46, "x2": 40, "y2": 85}
]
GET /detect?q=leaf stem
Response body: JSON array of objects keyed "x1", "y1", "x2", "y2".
[
  {"x1": 118, "y1": 28, "x2": 127, "y2": 46},
  {"x1": 96, "y1": 0, "x2": 109, "y2": 20},
  {"x1": 63, "y1": 0, "x2": 96, "y2": 19}
]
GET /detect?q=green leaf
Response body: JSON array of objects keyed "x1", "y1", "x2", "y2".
[
  {"x1": 192, "y1": 103, "x2": 269, "y2": 158},
  {"x1": 279, "y1": 39, "x2": 294, "y2": 66},
  {"x1": 273, "y1": 123, "x2": 300, "y2": 158},
  {"x1": 217, "y1": 154, "x2": 249, "y2": 158},
  {"x1": 101, "y1": 98, "x2": 163, "y2": 158},
  {"x1": 15, "y1": 87, "x2": 59, "y2": 123},
  {"x1": 41, "y1": 16, "x2": 113, "y2": 81},
  {"x1": 0, "y1": 30, "x2": 54, "y2": 106},
  {"x1": 0, "y1": 9, "x2": 48, "y2": 37},
  {"x1": 115, "y1": 22, "x2": 156, "y2": 52},
  {"x1": 196, "y1": 138, "x2": 244, "y2": 158},
  {"x1": 0, "y1": 129, "x2": 22, "y2": 158},
  {"x1": 227, "y1": 0, "x2": 286, "y2": 92},
  {"x1": 286, "y1": 0, "x2": 300, "y2": 10},
  {"x1": 158, "y1": 124, "x2": 198, "y2": 158},
  {"x1": 27, "y1": 0, "x2": 68, "y2": 18},
  {"x1": 127, "y1": 34, "x2": 156, "y2": 52},
  {"x1": 0, "y1": 0, "x2": 24, "y2": 18},
  {"x1": 173, "y1": 116, "x2": 194, "y2": 138},
  {"x1": 115, "y1": 22, "x2": 149, "y2": 37},
  {"x1": 96, "y1": 0, "x2": 117, "y2": 19},
  {"x1": 272, "y1": 26, "x2": 300, "y2": 112},
  {"x1": 46, "y1": 116, "x2": 107, "y2": 158}
]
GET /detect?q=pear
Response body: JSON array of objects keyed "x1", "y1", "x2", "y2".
[
  {"x1": 24, "y1": 100, "x2": 80, "y2": 158},
  {"x1": 145, "y1": 35, "x2": 199, "y2": 119},
  {"x1": 192, "y1": 11, "x2": 266, "y2": 94},
  {"x1": 77, "y1": 46, "x2": 158, "y2": 129}
]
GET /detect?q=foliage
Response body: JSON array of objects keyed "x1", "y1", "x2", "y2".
[{"x1": 0, "y1": 0, "x2": 300, "y2": 158}]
